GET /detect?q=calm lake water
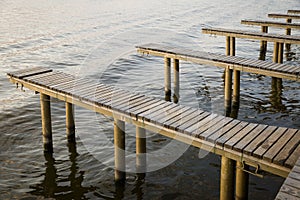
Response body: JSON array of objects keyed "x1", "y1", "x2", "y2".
[{"x1": 1, "y1": 0, "x2": 300, "y2": 199}]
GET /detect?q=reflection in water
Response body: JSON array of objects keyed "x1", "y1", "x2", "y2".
[
  {"x1": 270, "y1": 78, "x2": 286, "y2": 112},
  {"x1": 29, "y1": 141, "x2": 96, "y2": 199}
]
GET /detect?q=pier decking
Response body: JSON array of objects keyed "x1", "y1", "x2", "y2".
[{"x1": 7, "y1": 67, "x2": 300, "y2": 177}]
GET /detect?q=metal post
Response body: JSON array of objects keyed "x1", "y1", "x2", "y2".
[
  {"x1": 259, "y1": 26, "x2": 268, "y2": 60},
  {"x1": 173, "y1": 59, "x2": 180, "y2": 103},
  {"x1": 114, "y1": 119, "x2": 126, "y2": 183},
  {"x1": 220, "y1": 156, "x2": 235, "y2": 200},
  {"x1": 40, "y1": 93, "x2": 53, "y2": 153},
  {"x1": 66, "y1": 102, "x2": 75, "y2": 142},
  {"x1": 136, "y1": 127, "x2": 146, "y2": 179},
  {"x1": 236, "y1": 162, "x2": 249, "y2": 200}
]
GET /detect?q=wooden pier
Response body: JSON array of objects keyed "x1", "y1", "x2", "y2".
[
  {"x1": 7, "y1": 66, "x2": 300, "y2": 200},
  {"x1": 7, "y1": 9, "x2": 300, "y2": 200}
]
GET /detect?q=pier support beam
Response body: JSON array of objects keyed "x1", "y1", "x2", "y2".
[
  {"x1": 114, "y1": 119, "x2": 126, "y2": 183},
  {"x1": 66, "y1": 102, "x2": 75, "y2": 142},
  {"x1": 173, "y1": 59, "x2": 180, "y2": 103},
  {"x1": 236, "y1": 162, "x2": 249, "y2": 200},
  {"x1": 220, "y1": 156, "x2": 235, "y2": 200},
  {"x1": 136, "y1": 127, "x2": 146, "y2": 179},
  {"x1": 164, "y1": 57, "x2": 171, "y2": 101},
  {"x1": 259, "y1": 26, "x2": 268, "y2": 60},
  {"x1": 40, "y1": 93, "x2": 53, "y2": 153}
]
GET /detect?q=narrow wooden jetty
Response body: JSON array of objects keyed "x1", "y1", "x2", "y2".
[
  {"x1": 276, "y1": 157, "x2": 300, "y2": 200},
  {"x1": 288, "y1": 10, "x2": 300, "y2": 15},
  {"x1": 241, "y1": 19, "x2": 300, "y2": 30},
  {"x1": 268, "y1": 13, "x2": 300, "y2": 20},
  {"x1": 201, "y1": 27, "x2": 300, "y2": 44},
  {"x1": 7, "y1": 67, "x2": 300, "y2": 200}
]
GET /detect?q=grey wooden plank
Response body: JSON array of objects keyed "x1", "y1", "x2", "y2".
[
  {"x1": 25, "y1": 71, "x2": 63, "y2": 81},
  {"x1": 137, "y1": 101, "x2": 173, "y2": 121},
  {"x1": 268, "y1": 13, "x2": 300, "y2": 20},
  {"x1": 118, "y1": 96, "x2": 155, "y2": 113},
  {"x1": 176, "y1": 111, "x2": 210, "y2": 133},
  {"x1": 188, "y1": 114, "x2": 225, "y2": 137},
  {"x1": 129, "y1": 98, "x2": 164, "y2": 114},
  {"x1": 207, "y1": 120, "x2": 241, "y2": 143},
  {"x1": 253, "y1": 127, "x2": 287, "y2": 159},
  {"x1": 7, "y1": 67, "x2": 52, "y2": 79},
  {"x1": 243, "y1": 126, "x2": 277, "y2": 156},
  {"x1": 170, "y1": 109, "x2": 206, "y2": 132},
  {"x1": 141, "y1": 102, "x2": 178, "y2": 123},
  {"x1": 199, "y1": 117, "x2": 235, "y2": 140},
  {"x1": 233, "y1": 124, "x2": 268, "y2": 153},
  {"x1": 164, "y1": 107, "x2": 199, "y2": 128},
  {"x1": 285, "y1": 144, "x2": 300, "y2": 168},
  {"x1": 215, "y1": 121, "x2": 249, "y2": 148},
  {"x1": 279, "y1": 185, "x2": 300, "y2": 198},
  {"x1": 110, "y1": 93, "x2": 145, "y2": 112},
  {"x1": 276, "y1": 192, "x2": 300, "y2": 200},
  {"x1": 263, "y1": 129, "x2": 298, "y2": 163},
  {"x1": 224, "y1": 123, "x2": 258, "y2": 150},
  {"x1": 183, "y1": 113, "x2": 219, "y2": 136},
  {"x1": 152, "y1": 105, "x2": 190, "y2": 126}
]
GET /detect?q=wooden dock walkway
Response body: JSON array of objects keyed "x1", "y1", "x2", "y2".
[
  {"x1": 7, "y1": 67, "x2": 300, "y2": 199},
  {"x1": 241, "y1": 19, "x2": 300, "y2": 30},
  {"x1": 276, "y1": 157, "x2": 300, "y2": 200}
]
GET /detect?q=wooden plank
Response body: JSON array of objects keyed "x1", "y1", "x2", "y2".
[
  {"x1": 170, "y1": 109, "x2": 205, "y2": 131},
  {"x1": 176, "y1": 111, "x2": 210, "y2": 133},
  {"x1": 268, "y1": 13, "x2": 300, "y2": 20},
  {"x1": 279, "y1": 184, "x2": 300, "y2": 198},
  {"x1": 263, "y1": 129, "x2": 298, "y2": 163},
  {"x1": 202, "y1": 27, "x2": 300, "y2": 44},
  {"x1": 7, "y1": 67, "x2": 52, "y2": 79},
  {"x1": 233, "y1": 124, "x2": 268, "y2": 153},
  {"x1": 285, "y1": 144, "x2": 300, "y2": 168},
  {"x1": 199, "y1": 117, "x2": 234, "y2": 140},
  {"x1": 253, "y1": 127, "x2": 287, "y2": 159},
  {"x1": 160, "y1": 106, "x2": 192, "y2": 128},
  {"x1": 129, "y1": 98, "x2": 165, "y2": 115},
  {"x1": 141, "y1": 102, "x2": 178, "y2": 123},
  {"x1": 206, "y1": 120, "x2": 241, "y2": 143},
  {"x1": 241, "y1": 19, "x2": 300, "y2": 29},
  {"x1": 164, "y1": 107, "x2": 199, "y2": 128},
  {"x1": 183, "y1": 113, "x2": 219, "y2": 135},
  {"x1": 288, "y1": 10, "x2": 300, "y2": 14},
  {"x1": 276, "y1": 192, "x2": 300, "y2": 200},
  {"x1": 224, "y1": 123, "x2": 258, "y2": 150},
  {"x1": 187, "y1": 114, "x2": 225, "y2": 137},
  {"x1": 215, "y1": 121, "x2": 249, "y2": 148},
  {"x1": 243, "y1": 126, "x2": 278, "y2": 156}
]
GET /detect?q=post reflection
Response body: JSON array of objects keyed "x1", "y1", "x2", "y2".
[
  {"x1": 270, "y1": 77, "x2": 286, "y2": 111},
  {"x1": 29, "y1": 141, "x2": 96, "y2": 199}
]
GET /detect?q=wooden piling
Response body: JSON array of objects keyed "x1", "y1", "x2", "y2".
[
  {"x1": 114, "y1": 119, "x2": 126, "y2": 183},
  {"x1": 273, "y1": 42, "x2": 279, "y2": 63},
  {"x1": 260, "y1": 26, "x2": 268, "y2": 60},
  {"x1": 224, "y1": 37, "x2": 233, "y2": 116},
  {"x1": 220, "y1": 156, "x2": 235, "y2": 200},
  {"x1": 173, "y1": 59, "x2": 180, "y2": 103},
  {"x1": 136, "y1": 127, "x2": 146, "y2": 179},
  {"x1": 40, "y1": 93, "x2": 53, "y2": 153},
  {"x1": 164, "y1": 57, "x2": 171, "y2": 98},
  {"x1": 286, "y1": 18, "x2": 292, "y2": 51},
  {"x1": 236, "y1": 162, "x2": 249, "y2": 200},
  {"x1": 66, "y1": 102, "x2": 75, "y2": 142}
]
